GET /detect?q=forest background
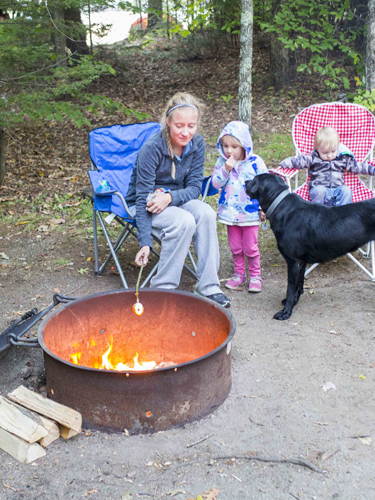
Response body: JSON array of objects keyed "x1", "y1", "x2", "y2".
[{"x1": 1, "y1": 0, "x2": 375, "y2": 257}]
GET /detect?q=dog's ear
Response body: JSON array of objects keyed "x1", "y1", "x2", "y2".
[{"x1": 245, "y1": 177, "x2": 260, "y2": 200}]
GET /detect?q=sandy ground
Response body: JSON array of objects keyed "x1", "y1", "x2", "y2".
[{"x1": 0, "y1": 227, "x2": 375, "y2": 500}]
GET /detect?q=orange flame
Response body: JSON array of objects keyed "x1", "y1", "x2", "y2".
[{"x1": 70, "y1": 336, "x2": 157, "y2": 371}]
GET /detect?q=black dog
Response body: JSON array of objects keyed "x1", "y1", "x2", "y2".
[{"x1": 246, "y1": 173, "x2": 375, "y2": 320}]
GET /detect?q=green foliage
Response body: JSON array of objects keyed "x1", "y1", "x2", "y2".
[
  {"x1": 260, "y1": 0, "x2": 365, "y2": 91},
  {"x1": 347, "y1": 77, "x2": 375, "y2": 113},
  {"x1": 0, "y1": 2, "x2": 149, "y2": 131},
  {"x1": 221, "y1": 94, "x2": 235, "y2": 104}
]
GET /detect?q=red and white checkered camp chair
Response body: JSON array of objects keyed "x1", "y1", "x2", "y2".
[{"x1": 271, "y1": 102, "x2": 375, "y2": 280}]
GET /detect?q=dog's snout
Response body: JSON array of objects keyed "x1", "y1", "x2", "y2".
[{"x1": 245, "y1": 179, "x2": 254, "y2": 197}]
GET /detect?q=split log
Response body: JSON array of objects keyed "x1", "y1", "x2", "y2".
[
  {"x1": 0, "y1": 427, "x2": 46, "y2": 464},
  {"x1": 59, "y1": 425, "x2": 79, "y2": 440},
  {"x1": 7, "y1": 386, "x2": 82, "y2": 433},
  {"x1": 38, "y1": 417, "x2": 60, "y2": 448},
  {"x1": 0, "y1": 396, "x2": 48, "y2": 443}
]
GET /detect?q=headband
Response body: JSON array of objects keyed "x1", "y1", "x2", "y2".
[{"x1": 167, "y1": 104, "x2": 198, "y2": 116}]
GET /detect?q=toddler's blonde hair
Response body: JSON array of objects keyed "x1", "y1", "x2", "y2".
[
  {"x1": 314, "y1": 127, "x2": 340, "y2": 151},
  {"x1": 160, "y1": 92, "x2": 205, "y2": 179}
]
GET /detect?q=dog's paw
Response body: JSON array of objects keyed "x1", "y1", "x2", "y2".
[{"x1": 273, "y1": 309, "x2": 291, "y2": 321}]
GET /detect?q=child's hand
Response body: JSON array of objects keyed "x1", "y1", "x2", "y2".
[
  {"x1": 225, "y1": 155, "x2": 236, "y2": 172},
  {"x1": 259, "y1": 210, "x2": 266, "y2": 222}
]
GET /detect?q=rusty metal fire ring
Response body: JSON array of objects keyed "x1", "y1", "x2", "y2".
[{"x1": 38, "y1": 289, "x2": 236, "y2": 434}]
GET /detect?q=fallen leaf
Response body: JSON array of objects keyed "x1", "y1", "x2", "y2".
[
  {"x1": 0, "y1": 252, "x2": 9, "y2": 260},
  {"x1": 328, "y1": 330, "x2": 339, "y2": 335},
  {"x1": 273, "y1": 264, "x2": 279, "y2": 267},
  {"x1": 50, "y1": 218, "x2": 65, "y2": 225},
  {"x1": 87, "y1": 257, "x2": 93, "y2": 261},
  {"x1": 123, "y1": 428, "x2": 129, "y2": 436},
  {"x1": 321, "y1": 382, "x2": 336, "y2": 392},
  {"x1": 121, "y1": 492, "x2": 133, "y2": 500},
  {"x1": 54, "y1": 288, "x2": 60, "y2": 293},
  {"x1": 15, "y1": 221, "x2": 30, "y2": 226},
  {"x1": 309, "y1": 289, "x2": 315, "y2": 295},
  {"x1": 202, "y1": 489, "x2": 219, "y2": 500},
  {"x1": 24, "y1": 265, "x2": 32, "y2": 270},
  {"x1": 358, "y1": 437, "x2": 372, "y2": 445},
  {"x1": 82, "y1": 489, "x2": 98, "y2": 497},
  {"x1": 358, "y1": 374, "x2": 366, "y2": 380},
  {"x1": 78, "y1": 268, "x2": 89, "y2": 275}
]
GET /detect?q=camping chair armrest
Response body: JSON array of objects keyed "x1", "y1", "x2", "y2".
[
  {"x1": 111, "y1": 191, "x2": 133, "y2": 217},
  {"x1": 269, "y1": 167, "x2": 299, "y2": 192},
  {"x1": 201, "y1": 175, "x2": 219, "y2": 202},
  {"x1": 88, "y1": 170, "x2": 117, "y2": 195}
]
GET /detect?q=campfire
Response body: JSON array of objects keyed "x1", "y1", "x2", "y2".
[
  {"x1": 69, "y1": 335, "x2": 176, "y2": 371},
  {"x1": 38, "y1": 289, "x2": 235, "y2": 433}
]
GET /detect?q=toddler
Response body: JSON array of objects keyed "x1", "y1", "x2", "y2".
[
  {"x1": 279, "y1": 127, "x2": 375, "y2": 206},
  {"x1": 212, "y1": 121, "x2": 268, "y2": 292}
]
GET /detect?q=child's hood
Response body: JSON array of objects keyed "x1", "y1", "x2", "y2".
[{"x1": 217, "y1": 121, "x2": 253, "y2": 161}]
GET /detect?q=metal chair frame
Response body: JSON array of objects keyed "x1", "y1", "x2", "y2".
[{"x1": 270, "y1": 102, "x2": 375, "y2": 281}]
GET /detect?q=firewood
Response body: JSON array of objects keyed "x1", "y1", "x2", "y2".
[
  {"x1": 59, "y1": 425, "x2": 79, "y2": 440},
  {"x1": 0, "y1": 427, "x2": 46, "y2": 464},
  {"x1": 2, "y1": 397, "x2": 60, "y2": 447},
  {"x1": 0, "y1": 396, "x2": 48, "y2": 443},
  {"x1": 38, "y1": 417, "x2": 60, "y2": 447},
  {"x1": 7, "y1": 386, "x2": 82, "y2": 433}
]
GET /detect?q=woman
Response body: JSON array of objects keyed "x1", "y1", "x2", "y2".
[{"x1": 126, "y1": 92, "x2": 230, "y2": 307}]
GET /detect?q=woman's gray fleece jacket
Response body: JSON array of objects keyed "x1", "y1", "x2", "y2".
[{"x1": 126, "y1": 131, "x2": 205, "y2": 248}]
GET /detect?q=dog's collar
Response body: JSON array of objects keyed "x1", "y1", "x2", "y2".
[{"x1": 265, "y1": 188, "x2": 289, "y2": 219}]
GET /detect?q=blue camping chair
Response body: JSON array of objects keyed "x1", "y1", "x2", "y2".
[{"x1": 88, "y1": 122, "x2": 218, "y2": 288}]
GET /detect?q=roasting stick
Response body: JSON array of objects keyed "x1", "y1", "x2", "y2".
[{"x1": 133, "y1": 263, "x2": 145, "y2": 315}]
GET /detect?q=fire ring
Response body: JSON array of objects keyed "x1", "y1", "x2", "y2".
[{"x1": 38, "y1": 289, "x2": 236, "y2": 433}]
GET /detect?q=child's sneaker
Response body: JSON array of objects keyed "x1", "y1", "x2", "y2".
[
  {"x1": 248, "y1": 276, "x2": 262, "y2": 293},
  {"x1": 225, "y1": 274, "x2": 246, "y2": 290}
]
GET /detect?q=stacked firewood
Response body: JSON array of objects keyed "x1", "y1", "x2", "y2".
[{"x1": 0, "y1": 385, "x2": 82, "y2": 464}]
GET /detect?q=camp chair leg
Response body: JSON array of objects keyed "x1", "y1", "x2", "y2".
[
  {"x1": 99, "y1": 224, "x2": 132, "y2": 275},
  {"x1": 93, "y1": 209, "x2": 99, "y2": 275},
  {"x1": 141, "y1": 263, "x2": 159, "y2": 288},
  {"x1": 187, "y1": 250, "x2": 197, "y2": 274},
  {"x1": 358, "y1": 242, "x2": 371, "y2": 259},
  {"x1": 371, "y1": 240, "x2": 375, "y2": 278},
  {"x1": 96, "y1": 212, "x2": 128, "y2": 288},
  {"x1": 304, "y1": 262, "x2": 319, "y2": 277},
  {"x1": 347, "y1": 250, "x2": 375, "y2": 281}
]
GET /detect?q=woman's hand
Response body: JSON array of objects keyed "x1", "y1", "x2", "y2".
[
  {"x1": 259, "y1": 210, "x2": 266, "y2": 222},
  {"x1": 147, "y1": 192, "x2": 172, "y2": 215},
  {"x1": 135, "y1": 246, "x2": 150, "y2": 266}
]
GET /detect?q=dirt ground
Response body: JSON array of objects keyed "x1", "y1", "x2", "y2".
[{"x1": 1, "y1": 224, "x2": 375, "y2": 500}]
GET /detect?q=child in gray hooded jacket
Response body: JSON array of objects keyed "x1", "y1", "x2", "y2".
[{"x1": 279, "y1": 127, "x2": 375, "y2": 206}]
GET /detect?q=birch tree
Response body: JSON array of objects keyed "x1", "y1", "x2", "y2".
[
  {"x1": 367, "y1": 0, "x2": 375, "y2": 91},
  {"x1": 238, "y1": 0, "x2": 253, "y2": 125}
]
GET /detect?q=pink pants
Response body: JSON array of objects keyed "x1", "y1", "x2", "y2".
[{"x1": 227, "y1": 225, "x2": 261, "y2": 277}]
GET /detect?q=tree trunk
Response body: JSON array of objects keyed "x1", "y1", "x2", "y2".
[
  {"x1": 367, "y1": 0, "x2": 375, "y2": 91},
  {"x1": 238, "y1": 0, "x2": 253, "y2": 126},
  {"x1": 147, "y1": 0, "x2": 162, "y2": 30},
  {"x1": 64, "y1": 7, "x2": 89, "y2": 57},
  {"x1": 269, "y1": 0, "x2": 295, "y2": 87},
  {"x1": 0, "y1": 127, "x2": 6, "y2": 187},
  {"x1": 52, "y1": 2, "x2": 66, "y2": 67}
]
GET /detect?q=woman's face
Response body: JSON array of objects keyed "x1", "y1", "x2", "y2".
[{"x1": 167, "y1": 107, "x2": 198, "y2": 151}]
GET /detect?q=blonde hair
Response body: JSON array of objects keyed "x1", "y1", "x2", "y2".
[
  {"x1": 314, "y1": 127, "x2": 340, "y2": 151},
  {"x1": 160, "y1": 92, "x2": 205, "y2": 179}
]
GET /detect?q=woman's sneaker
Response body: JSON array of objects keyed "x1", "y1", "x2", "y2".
[
  {"x1": 248, "y1": 276, "x2": 262, "y2": 293},
  {"x1": 225, "y1": 274, "x2": 246, "y2": 290}
]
